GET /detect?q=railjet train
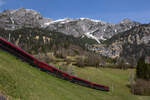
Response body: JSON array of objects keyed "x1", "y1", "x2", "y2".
[{"x1": 0, "y1": 37, "x2": 109, "y2": 91}]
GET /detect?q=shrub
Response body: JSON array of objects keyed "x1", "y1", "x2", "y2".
[
  {"x1": 65, "y1": 58, "x2": 72, "y2": 65},
  {"x1": 55, "y1": 49, "x2": 67, "y2": 59},
  {"x1": 136, "y1": 57, "x2": 150, "y2": 79},
  {"x1": 132, "y1": 57, "x2": 150, "y2": 95},
  {"x1": 76, "y1": 56, "x2": 85, "y2": 67},
  {"x1": 84, "y1": 53, "x2": 103, "y2": 67},
  {"x1": 132, "y1": 79, "x2": 150, "y2": 95},
  {"x1": 75, "y1": 53, "x2": 104, "y2": 67},
  {"x1": 58, "y1": 64, "x2": 75, "y2": 75}
]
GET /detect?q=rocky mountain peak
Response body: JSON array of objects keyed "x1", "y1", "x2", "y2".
[
  {"x1": 120, "y1": 18, "x2": 133, "y2": 24},
  {"x1": 3, "y1": 8, "x2": 40, "y2": 16},
  {"x1": 0, "y1": 8, "x2": 52, "y2": 30},
  {"x1": 0, "y1": 8, "x2": 141, "y2": 43},
  {"x1": 47, "y1": 17, "x2": 140, "y2": 42}
]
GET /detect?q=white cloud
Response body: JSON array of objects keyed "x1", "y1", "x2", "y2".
[{"x1": 0, "y1": 0, "x2": 5, "y2": 7}]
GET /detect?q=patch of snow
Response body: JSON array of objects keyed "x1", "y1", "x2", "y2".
[
  {"x1": 10, "y1": 17, "x2": 14, "y2": 24},
  {"x1": 81, "y1": 35, "x2": 85, "y2": 38},
  {"x1": 44, "y1": 22, "x2": 51, "y2": 26},
  {"x1": 100, "y1": 36, "x2": 106, "y2": 41},
  {"x1": 42, "y1": 18, "x2": 71, "y2": 27},
  {"x1": 84, "y1": 30, "x2": 101, "y2": 43},
  {"x1": 130, "y1": 26, "x2": 132, "y2": 28},
  {"x1": 53, "y1": 19, "x2": 67, "y2": 22},
  {"x1": 80, "y1": 18, "x2": 100, "y2": 23},
  {"x1": 43, "y1": 18, "x2": 108, "y2": 27},
  {"x1": 79, "y1": 18, "x2": 107, "y2": 24},
  {"x1": 44, "y1": 18, "x2": 72, "y2": 25},
  {"x1": 90, "y1": 19, "x2": 101, "y2": 23},
  {"x1": 80, "y1": 18, "x2": 87, "y2": 20}
]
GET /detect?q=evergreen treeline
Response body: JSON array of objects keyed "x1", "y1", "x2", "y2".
[{"x1": 136, "y1": 57, "x2": 150, "y2": 80}]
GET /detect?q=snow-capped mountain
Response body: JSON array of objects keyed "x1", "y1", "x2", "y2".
[
  {"x1": 0, "y1": 8, "x2": 140, "y2": 43},
  {"x1": 46, "y1": 18, "x2": 140, "y2": 43}
]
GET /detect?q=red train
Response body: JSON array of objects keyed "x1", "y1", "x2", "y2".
[{"x1": 0, "y1": 37, "x2": 109, "y2": 91}]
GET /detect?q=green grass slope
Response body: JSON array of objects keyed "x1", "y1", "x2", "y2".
[
  {"x1": 75, "y1": 67, "x2": 150, "y2": 100},
  {"x1": 0, "y1": 49, "x2": 150, "y2": 100}
]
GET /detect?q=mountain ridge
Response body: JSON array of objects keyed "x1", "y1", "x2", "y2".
[
  {"x1": 0, "y1": 8, "x2": 149, "y2": 65},
  {"x1": 92, "y1": 24, "x2": 150, "y2": 65},
  {"x1": 0, "y1": 8, "x2": 140, "y2": 43}
]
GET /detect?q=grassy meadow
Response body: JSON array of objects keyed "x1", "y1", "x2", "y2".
[{"x1": 0, "y1": 50, "x2": 150, "y2": 100}]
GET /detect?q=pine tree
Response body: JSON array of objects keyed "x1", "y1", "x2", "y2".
[
  {"x1": 136, "y1": 57, "x2": 146, "y2": 79},
  {"x1": 136, "y1": 57, "x2": 150, "y2": 79}
]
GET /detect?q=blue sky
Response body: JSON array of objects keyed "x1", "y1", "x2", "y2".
[{"x1": 0, "y1": 0, "x2": 150, "y2": 23}]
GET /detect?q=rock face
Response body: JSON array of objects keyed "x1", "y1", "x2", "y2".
[
  {"x1": 0, "y1": 8, "x2": 149, "y2": 65},
  {"x1": 93, "y1": 24, "x2": 150, "y2": 65},
  {"x1": 0, "y1": 8, "x2": 52, "y2": 30},
  {"x1": 46, "y1": 18, "x2": 140, "y2": 42},
  {"x1": 0, "y1": 8, "x2": 140, "y2": 43}
]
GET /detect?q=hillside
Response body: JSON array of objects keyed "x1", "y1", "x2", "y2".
[
  {"x1": 0, "y1": 50, "x2": 150, "y2": 100},
  {"x1": 0, "y1": 27, "x2": 98, "y2": 56},
  {"x1": 0, "y1": 49, "x2": 107, "y2": 100},
  {"x1": 93, "y1": 24, "x2": 150, "y2": 65}
]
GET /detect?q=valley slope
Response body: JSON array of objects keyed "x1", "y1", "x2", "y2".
[{"x1": 0, "y1": 49, "x2": 150, "y2": 100}]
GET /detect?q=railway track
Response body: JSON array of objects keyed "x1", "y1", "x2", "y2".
[{"x1": 0, "y1": 37, "x2": 109, "y2": 91}]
